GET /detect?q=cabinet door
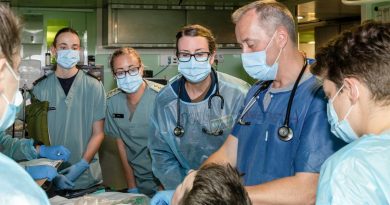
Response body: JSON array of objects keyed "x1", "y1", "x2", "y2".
[{"x1": 114, "y1": 9, "x2": 186, "y2": 46}]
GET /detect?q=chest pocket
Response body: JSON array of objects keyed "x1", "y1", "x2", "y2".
[{"x1": 207, "y1": 115, "x2": 234, "y2": 133}]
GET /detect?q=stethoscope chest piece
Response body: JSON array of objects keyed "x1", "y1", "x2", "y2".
[
  {"x1": 174, "y1": 126, "x2": 185, "y2": 137},
  {"x1": 278, "y1": 125, "x2": 293, "y2": 141}
]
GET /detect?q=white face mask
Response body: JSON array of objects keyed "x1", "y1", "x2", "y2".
[
  {"x1": 326, "y1": 84, "x2": 359, "y2": 143},
  {"x1": 178, "y1": 58, "x2": 212, "y2": 83},
  {"x1": 241, "y1": 31, "x2": 283, "y2": 81},
  {"x1": 116, "y1": 73, "x2": 143, "y2": 93},
  {"x1": 0, "y1": 62, "x2": 22, "y2": 131},
  {"x1": 56, "y1": 49, "x2": 80, "y2": 69}
]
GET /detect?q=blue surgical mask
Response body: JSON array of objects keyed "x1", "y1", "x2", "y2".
[
  {"x1": 327, "y1": 84, "x2": 359, "y2": 143},
  {"x1": 0, "y1": 62, "x2": 23, "y2": 131},
  {"x1": 116, "y1": 73, "x2": 143, "y2": 94},
  {"x1": 241, "y1": 31, "x2": 282, "y2": 81},
  {"x1": 178, "y1": 58, "x2": 211, "y2": 83},
  {"x1": 56, "y1": 49, "x2": 80, "y2": 69}
]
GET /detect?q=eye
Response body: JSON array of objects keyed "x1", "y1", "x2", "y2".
[
  {"x1": 117, "y1": 71, "x2": 125, "y2": 75},
  {"x1": 180, "y1": 53, "x2": 190, "y2": 57}
]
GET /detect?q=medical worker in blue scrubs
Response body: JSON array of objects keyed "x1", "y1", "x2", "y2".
[
  {"x1": 159, "y1": 1, "x2": 346, "y2": 205},
  {"x1": 32, "y1": 28, "x2": 106, "y2": 190},
  {"x1": 313, "y1": 21, "x2": 390, "y2": 204},
  {"x1": 0, "y1": 4, "x2": 51, "y2": 204},
  {"x1": 149, "y1": 24, "x2": 250, "y2": 190}
]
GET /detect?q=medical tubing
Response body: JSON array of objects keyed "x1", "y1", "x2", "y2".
[
  {"x1": 176, "y1": 78, "x2": 183, "y2": 129},
  {"x1": 283, "y1": 58, "x2": 308, "y2": 126},
  {"x1": 153, "y1": 62, "x2": 171, "y2": 77},
  {"x1": 238, "y1": 81, "x2": 270, "y2": 124},
  {"x1": 208, "y1": 68, "x2": 224, "y2": 109}
]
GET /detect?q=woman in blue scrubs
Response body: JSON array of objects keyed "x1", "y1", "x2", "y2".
[{"x1": 149, "y1": 24, "x2": 250, "y2": 190}]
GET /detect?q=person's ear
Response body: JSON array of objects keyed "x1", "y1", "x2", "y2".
[
  {"x1": 344, "y1": 77, "x2": 360, "y2": 104},
  {"x1": 275, "y1": 27, "x2": 288, "y2": 49},
  {"x1": 0, "y1": 58, "x2": 7, "y2": 92},
  {"x1": 0, "y1": 58, "x2": 6, "y2": 73},
  {"x1": 50, "y1": 46, "x2": 57, "y2": 57},
  {"x1": 209, "y1": 51, "x2": 216, "y2": 65},
  {"x1": 139, "y1": 64, "x2": 144, "y2": 77}
]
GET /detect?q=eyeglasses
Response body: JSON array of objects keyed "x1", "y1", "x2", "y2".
[
  {"x1": 114, "y1": 67, "x2": 140, "y2": 79},
  {"x1": 177, "y1": 52, "x2": 210, "y2": 62}
]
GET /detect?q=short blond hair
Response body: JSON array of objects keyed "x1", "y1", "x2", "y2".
[
  {"x1": 109, "y1": 47, "x2": 143, "y2": 73},
  {"x1": 232, "y1": 0, "x2": 297, "y2": 44}
]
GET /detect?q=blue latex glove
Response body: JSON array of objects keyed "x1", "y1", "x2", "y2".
[
  {"x1": 53, "y1": 174, "x2": 75, "y2": 190},
  {"x1": 60, "y1": 159, "x2": 89, "y2": 182},
  {"x1": 150, "y1": 190, "x2": 174, "y2": 205},
  {"x1": 39, "y1": 145, "x2": 71, "y2": 161},
  {"x1": 25, "y1": 165, "x2": 58, "y2": 181},
  {"x1": 127, "y1": 187, "x2": 139, "y2": 194}
]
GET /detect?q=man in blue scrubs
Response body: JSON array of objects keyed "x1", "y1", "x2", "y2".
[{"x1": 166, "y1": 1, "x2": 345, "y2": 204}]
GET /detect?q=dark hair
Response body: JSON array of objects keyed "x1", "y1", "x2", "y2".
[
  {"x1": 0, "y1": 3, "x2": 21, "y2": 66},
  {"x1": 312, "y1": 21, "x2": 390, "y2": 105},
  {"x1": 232, "y1": 0, "x2": 297, "y2": 44},
  {"x1": 175, "y1": 24, "x2": 216, "y2": 55},
  {"x1": 52, "y1": 27, "x2": 80, "y2": 47},
  {"x1": 180, "y1": 163, "x2": 252, "y2": 205},
  {"x1": 109, "y1": 47, "x2": 142, "y2": 74}
]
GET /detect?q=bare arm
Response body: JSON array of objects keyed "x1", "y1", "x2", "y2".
[
  {"x1": 116, "y1": 138, "x2": 137, "y2": 188},
  {"x1": 83, "y1": 119, "x2": 105, "y2": 162},
  {"x1": 247, "y1": 172, "x2": 318, "y2": 205},
  {"x1": 203, "y1": 134, "x2": 238, "y2": 167},
  {"x1": 205, "y1": 135, "x2": 317, "y2": 205}
]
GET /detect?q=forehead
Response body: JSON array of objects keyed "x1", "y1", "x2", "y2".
[
  {"x1": 178, "y1": 36, "x2": 209, "y2": 51},
  {"x1": 235, "y1": 9, "x2": 268, "y2": 43},
  {"x1": 56, "y1": 32, "x2": 80, "y2": 45},
  {"x1": 113, "y1": 54, "x2": 139, "y2": 69}
]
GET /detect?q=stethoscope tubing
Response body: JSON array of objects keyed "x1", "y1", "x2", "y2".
[{"x1": 174, "y1": 68, "x2": 224, "y2": 137}]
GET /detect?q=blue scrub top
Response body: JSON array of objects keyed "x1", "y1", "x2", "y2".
[{"x1": 232, "y1": 75, "x2": 346, "y2": 186}]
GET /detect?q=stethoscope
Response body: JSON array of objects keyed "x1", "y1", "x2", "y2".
[
  {"x1": 237, "y1": 57, "x2": 308, "y2": 142},
  {"x1": 173, "y1": 68, "x2": 224, "y2": 137}
]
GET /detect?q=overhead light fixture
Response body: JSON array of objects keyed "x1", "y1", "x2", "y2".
[
  {"x1": 342, "y1": 0, "x2": 389, "y2": 5},
  {"x1": 308, "y1": 41, "x2": 315, "y2": 44},
  {"x1": 297, "y1": 16, "x2": 304, "y2": 20}
]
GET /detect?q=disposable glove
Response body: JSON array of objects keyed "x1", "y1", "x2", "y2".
[
  {"x1": 39, "y1": 145, "x2": 71, "y2": 161},
  {"x1": 25, "y1": 165, "x2": 58, "y2": 181},
  {"x1": 60, "y1": 159, "x2": 89, "y2": 182},
  {"x1": 150, "y1": 190, "x2": 174, "y2": 205},
  {"x1": 53, "y1": 174, "x2": 75, "y2": 190},
  {"x1": 127, "y1": 187, "x2": 140, "y2": 194}
]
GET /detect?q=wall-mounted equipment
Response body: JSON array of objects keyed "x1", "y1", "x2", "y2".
[{"x1": 21, "y1": 15, "x2": 44, "y2": 44}]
